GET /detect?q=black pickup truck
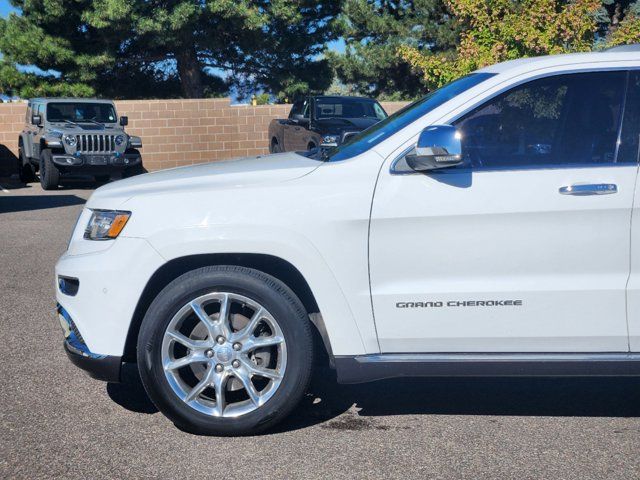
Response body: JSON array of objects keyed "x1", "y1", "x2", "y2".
[{"x1": 268, "y1": 96, "x2": 388, "y2": 153}]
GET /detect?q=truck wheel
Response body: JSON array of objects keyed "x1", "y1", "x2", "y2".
[
  {"x1": 307, "y1": 142, "x2": 317, "y2": 151},
  {"x1": 122, "y1": 163, "x2": 147, "y2": 178},
  {"x1": 137, "y1": 265, "x2": 314, "y2": 436},
  {"x1": 18, "y1": 147, "x2": 36, "y2": 183},
  {"x1": 270, "y1": 139, "x2": 281, "y2": 153},
  {"x1": 39, "y1": 149, "x2": 60, "y2": 190}
]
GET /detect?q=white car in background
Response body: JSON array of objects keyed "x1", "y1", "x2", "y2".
[{"x1": 56, "y1": 46, "x2": 640, "y2": 435}]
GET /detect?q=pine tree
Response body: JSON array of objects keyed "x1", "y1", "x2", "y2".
[
  {"x1": 330, "y1": 0, "x2": 459, "y2": 100},
  {"x1": 0, "y1": 1, "x2": 340, "y2": 99}
]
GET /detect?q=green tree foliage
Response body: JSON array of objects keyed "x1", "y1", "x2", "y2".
[
  {"x1": 329, "y1": 0, "x2": 460, "y2": 100},
  {"x1": 398, "y1": 0, "x2": 640, "y2": 90},
  {"x1": 601, "y1": 0, "x2": 640, "y2": 46},
  {"x1": 0, "y1": 1, "x2": 340, "y2": 99}
]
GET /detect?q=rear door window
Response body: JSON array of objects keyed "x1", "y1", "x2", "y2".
[{"x1": 618, "y1": 71, "x2": 640, "y2": 164}]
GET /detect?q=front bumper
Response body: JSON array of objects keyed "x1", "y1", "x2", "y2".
[
  {"x1": 58, "y1": 304, "x2": 122, "y2": 382},
  {"x1": 56, "y1": 236, "x2": 166, "y2": 359},
  {"x1": 52, "y1": 153, "x2": 142, "y2": 169}
]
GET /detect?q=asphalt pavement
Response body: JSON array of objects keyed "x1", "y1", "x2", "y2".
[{"x1": 1, "y1": 176, "x2": 640, "y2": 479}]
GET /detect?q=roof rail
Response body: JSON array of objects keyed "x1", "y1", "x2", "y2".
[{"x1": 605, "y1": 44, "x2": 640, "y2": 52}]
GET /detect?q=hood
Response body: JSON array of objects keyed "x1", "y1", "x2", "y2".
[
  {"x1": 48, "y1": 123, "x2": 124, "y2": 134},
  {"x1": 87, "y1": 152, "x2": 321, "y2": 208},
  {"x1": 314, "y1": 117, "x2": 379, "y2": 133}
]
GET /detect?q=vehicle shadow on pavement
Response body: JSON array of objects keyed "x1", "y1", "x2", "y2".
[
  {"x1": 107, "y1": 364, "x2": 640, "y2": 434},
  {"x1": 0, "y1": 194, "x2": 86, "y2": 213},
  {"x1": 0, "y1": 175, "x2": 107, "y2": 192},
  {"x1": 107, "y1": 364, "x2": 159, "y2": 414}
]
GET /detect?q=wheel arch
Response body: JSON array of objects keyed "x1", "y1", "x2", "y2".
[
  {"x1": 123, "y1": 253, "x2": 333, "y2": 365},
  {"x1": 18, "y1": 133, "x2": 30, "y2": 159}
]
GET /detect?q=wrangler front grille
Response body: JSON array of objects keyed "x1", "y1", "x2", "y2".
[{"x1": 75, "y1": 134, "x2": 116, "y2": 153}]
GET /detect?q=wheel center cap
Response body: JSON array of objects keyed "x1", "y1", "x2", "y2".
[{"x1": 216, "y1": 346, "x2": 232, "y2": 363}]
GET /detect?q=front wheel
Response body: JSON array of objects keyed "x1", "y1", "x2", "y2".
[
  {"x1": 137, "y1": 266, "x2": 314, "y2": 435},
  {"x1": 122, "y1": 162, "x2": 147, "y2": 178},
  {"x1": 39, "y1": 149, "x2": 59, "y2": 190},
  {"x1": 270, "y1": 139, "x2": 281, "y2": 154},
  {"x1": 18, "y1": 148, "x2": 36, "y2": 183}
]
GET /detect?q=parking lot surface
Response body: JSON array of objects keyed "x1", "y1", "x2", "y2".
[{"x1": 1, "y1": 177, "x2": 640, "y2": 480}]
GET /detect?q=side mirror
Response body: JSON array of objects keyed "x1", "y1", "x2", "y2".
[
  {"x1": 406, "y1": 125, "x2": 463, "y2": 171},
  {"x1": 31, "y1": 114, "x2": 42, "y2": 126},
  {"x1": 291, "y1": 114, "x2": 309, "y2": 125},
  {"x1": 119, "y1": 116, "x2": 128, "y2": 126}
]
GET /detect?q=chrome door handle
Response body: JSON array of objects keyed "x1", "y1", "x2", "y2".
[{"x1": 559, "y1": 184, "x2": 617, "y2": 196}]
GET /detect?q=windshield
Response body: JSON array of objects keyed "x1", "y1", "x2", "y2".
[
  {"x1": 46, "y1": 103, "x2": 117, "y2": 123},
  {"x1": 315, "y1": 98, "x2": 387, "y2": 121},
  {"x1": 326, "y1": 73, "x2": 496, "y2": 161}
]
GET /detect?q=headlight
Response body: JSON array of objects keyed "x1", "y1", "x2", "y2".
[
  {"x1": 115, "y1": 135, "x2": 126, "y2": 146},
  {"x1": 84, "y1": 210, "x2": 131, "y2": 240},
  {"x1": 64, "y1": 135, "x2": 77, "y2": 147},
  {"x1": 321, "y1": 135, "x2": 339, "y2": 145}
]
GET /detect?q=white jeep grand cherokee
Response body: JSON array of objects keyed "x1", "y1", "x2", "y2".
[{"x1": 56, "y1": 47, "x2": 640, "y2": 435}]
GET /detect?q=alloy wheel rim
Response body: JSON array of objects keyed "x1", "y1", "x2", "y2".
[{"x1": 161, "y1": 292, "x2": 287, "y2": 418}]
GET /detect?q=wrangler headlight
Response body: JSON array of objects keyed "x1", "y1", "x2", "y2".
[
  {"x1": 64, "y1": 135, "x2": 77, "y2": 147},
  {"x1": 84, "y1": 210, "x2": 131, "y2": 240},
  {"x1": 115, "y1": 135, "x2": 126, "y2": 146}
]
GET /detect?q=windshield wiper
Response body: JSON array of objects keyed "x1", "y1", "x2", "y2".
[
  {"x1": 63, "y1": 120, "x2": 80, "y2": 127},
  {"x1": 83, "y1": 118, "x2": 106, "y2": 128}
]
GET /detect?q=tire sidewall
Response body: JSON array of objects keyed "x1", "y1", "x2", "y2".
[
  {"x1": 39, "y1": 149, "x2": 59, "y2": 190},
  {"x1": 137, "y1": 266, "x2": 313, "y2": 435}
]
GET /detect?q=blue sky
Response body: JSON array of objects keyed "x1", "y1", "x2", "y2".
[{"x1": 0, "y1": 1, "x2": 16, "y2": 17}]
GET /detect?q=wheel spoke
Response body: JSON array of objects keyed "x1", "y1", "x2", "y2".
[
  {"x1": 216, "y1": 293, "x2": 232, "y2": 339},
  {"x1": 165, "y1": 354, "x2": 201, "y2": 371},
  {"x1": 235, "y1": 370, "x2": 261, "y2": 406},
  {"x1": 244, "y1": 361, "x2": 282, "y2": 381},
  {"x1": 185, "y1": 368, "x2": 213, "y2": 402},
  {"x1": 166, "y1": 330, "x2": 201, "y2": 350},
  {"x1": 212, "y1": 371, "x2": 228, "y2": 416},
  {"x1": 190, "y1": 300, "x2": 218, "y2": 338},
  {"x1": 243, "y1": 335, "x2": 284, "y2": 352},
  {"x1": 235, "y1": 307, "x2": 264, "y2": 341}
]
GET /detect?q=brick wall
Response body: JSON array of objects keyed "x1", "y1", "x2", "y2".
[{"x1": 0, "y1": 98, "x2": 408, "y2": 176}]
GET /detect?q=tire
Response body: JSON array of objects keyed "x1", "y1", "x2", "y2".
[
  {"x1": 39, "y1": 149, "x2": 60, "y2": 190},
  {"x1": 122, "y1": 162, "x2": 147, "y2": 178},
  {"x1": 137, "y1": 265, "x2": 314, "y2": 436},
  {"x1": 270, "y1": 139, "x2": 281, "y2": 154},
  {"x1": 307, "y1": 143, "x2": 316, "y2": 151},
  {"x1": 94, "y1": 175, "x2": 110, "y2": 184},
  {"x1": 18, "y1": 147, "x2": 36, "y2": 183}
]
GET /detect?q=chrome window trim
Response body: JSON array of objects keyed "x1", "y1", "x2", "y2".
[{"x1": 390, "y1": 67, "x2": 640, "y2": 175}]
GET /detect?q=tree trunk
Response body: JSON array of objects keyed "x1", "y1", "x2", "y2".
[{"x1": 176, "y1": 46, "x2": 204, "y2": 98}]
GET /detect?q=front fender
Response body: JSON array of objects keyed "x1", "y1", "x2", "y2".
[
  {"x1": 144, "y1": 225, "x2": 368, "y2": 357},
  {"x1": 19, "y1": 132, "x2": 32, "y2": 159},
  {"x1": 268, "y1": 121, "x2": 285, "y2": 146}
]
